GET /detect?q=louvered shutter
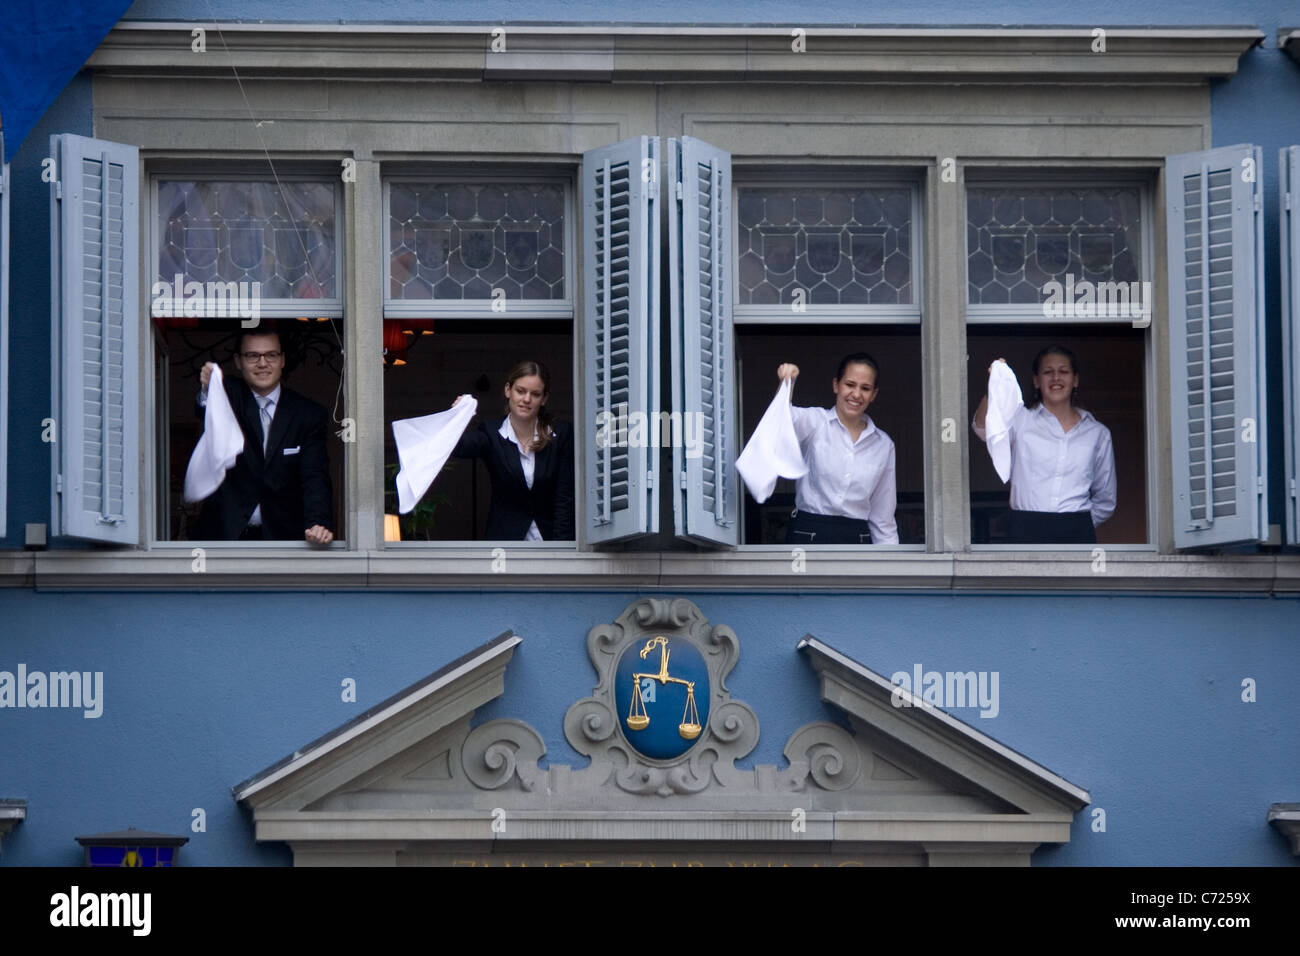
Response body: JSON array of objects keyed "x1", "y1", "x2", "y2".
[
  {"x1": 1283, "y1": 146, "x2": 1300, "y2": 544},
  {"x1": 1166, "y1": 145, "x2": 1267, "y2": 548},
  {"x1": 0, "y1": 146, "x2": 8, "y2": 539},
  {"x1": 669, "y1": 136, "x2": 737, "y2": 546},
  {"x1": 50, "y1": 134, "x2": 140, "y2": 543},
  {"x1": 582, "y1": 137, "x2": 660, "y2": 544}
]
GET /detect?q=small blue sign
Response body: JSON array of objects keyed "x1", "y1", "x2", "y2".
[{"x1": 615, "y1": 636, "x2": 710, "y2": 761}]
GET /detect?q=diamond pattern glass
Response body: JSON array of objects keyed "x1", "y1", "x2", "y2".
[
  {"x1": 967, "y1": 185, "x2": 1142, "y2": 304},
  {"x1": 157, "y1": 181, "x2": 337, "y2": 298},
  {"x1": 389, "y1": 182, "x2": 566, "y2": 301},
  {"x1": 736, "y1": 187, "x2": 912, "y2": 306}
]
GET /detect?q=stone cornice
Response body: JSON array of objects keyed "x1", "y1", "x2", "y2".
[
  {"x1": 3, "y1": 548, "x2": 1299, "y2": 594},
  {"x1": 87, "y1": 23, "x2": 1265, "y2": 83}
]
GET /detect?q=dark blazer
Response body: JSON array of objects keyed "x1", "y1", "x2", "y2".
[
  {"x1": 452, "y1": 418, "x2": 574, "y2": 541},
  {"x1": 193, "y1": 376, "x2": 334, "y2": 540}
]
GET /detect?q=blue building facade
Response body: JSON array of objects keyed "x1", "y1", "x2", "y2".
[{"x1": 1, "y1": 0, "x2": 1299, "y2": 866}]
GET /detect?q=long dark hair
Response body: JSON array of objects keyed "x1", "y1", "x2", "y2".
[
  {"x1": 1027, "y1": 345, "x2": 1079, "y2": 409},
  {"x1": 504, "y1": 359, "x2": 555, "y2": 451}
]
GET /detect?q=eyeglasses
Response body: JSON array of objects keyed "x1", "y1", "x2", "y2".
[{"x1": 240, "y1": 351, "x2": 283, "y2": 364}]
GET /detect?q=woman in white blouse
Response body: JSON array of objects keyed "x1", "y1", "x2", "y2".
[
  {"x1": 972, "y1": 345, "x2": 1116, "y2": 544},
  {"x1": 775, "y1": 353, "x2": 899, "y2": 545}
]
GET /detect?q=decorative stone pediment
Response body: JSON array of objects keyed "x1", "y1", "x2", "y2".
[{"x1": 234, "y1": 599, "x2": 1089, "y2": 866}]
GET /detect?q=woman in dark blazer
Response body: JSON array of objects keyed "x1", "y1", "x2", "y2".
[{"x1": 452, "y1": 360, "x2": 575, "y2": 541}]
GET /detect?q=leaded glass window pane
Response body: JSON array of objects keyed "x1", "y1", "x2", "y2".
[
  {"x1": 157, "y1": 181, "x2": 337, "y2": 299},
  {"x1": 389, "y1": 182, "x2": 566, "y2": 301},
  {"x1": 736, "y1": 186, "x2": 912, "y2": 306},
  {"x1": 966, "y1": 185, "x2": 1142, "y2": 305}
]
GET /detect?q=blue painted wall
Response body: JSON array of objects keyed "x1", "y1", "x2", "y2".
[{"x1": 0, "y1": 590, "x2": 1295, "y2": 865}]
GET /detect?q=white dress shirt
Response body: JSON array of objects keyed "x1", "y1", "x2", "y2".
[
  {"x1": 973, "y1": 404, "x2": 1117, "y2": 525},
  {"x1": 498, "y1": 418, "x2": 543, "y2": 541},
  {"x1": 789, "y1": 406, "x2": 899, "y2": 544}
]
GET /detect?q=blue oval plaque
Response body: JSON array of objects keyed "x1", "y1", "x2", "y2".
[{"x1": 615, "y1": 636, "x2": 710, "y2": 761}]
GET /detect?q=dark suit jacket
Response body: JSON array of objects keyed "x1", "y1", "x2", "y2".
[
  {"x1": 193, "y1": 377, "x2": 334, "y2": 540},
  {"x1": 452, "y1": 418, "x2": 574, "y2": 541}
]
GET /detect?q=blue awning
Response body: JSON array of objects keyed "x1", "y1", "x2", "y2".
[{"x1": 0, "y1": 1, "x2": 134, "y2": 153}]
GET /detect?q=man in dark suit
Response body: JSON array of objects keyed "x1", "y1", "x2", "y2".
[{"x1": 193, "y1": 327, "x2": 334, "y2": 543}]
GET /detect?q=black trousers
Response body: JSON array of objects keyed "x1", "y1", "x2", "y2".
[
  {"x1": 1005, "y1": 510, "x2": 1096, "y2": 544},
  {"x1": 785, "y1": 510, "x2": 873, "y2": 545}
]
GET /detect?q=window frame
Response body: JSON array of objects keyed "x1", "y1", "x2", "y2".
[
  {"x1": 144, "y1": 163, "x2": 348, "y2": 547},
  {"x1": 379, "y1": 165, "x2": 581, "y2": 549},
  {"x1": 961, "y1": 169, "x2": 1160, "y2": 552},
  {"x1": 728, "y1": 167, "x2": 927, "y2": 550},
  {"x1": 731, "y1": 171, "x2": 925, "y2": 326},
  {"x1": 149, "y1": 169, "x2": 346, "y2": 320},
  {"x1": 381, "y1": 169, "x2": 576, "y2": 321}
]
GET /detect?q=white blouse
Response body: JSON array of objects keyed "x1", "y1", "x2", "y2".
[
  {"x1": 789, "y1": 406, "x2": 899, "y2": 544},
  {"x1": 974, "y1": 403, "x2": 1117, "y2": 525}
]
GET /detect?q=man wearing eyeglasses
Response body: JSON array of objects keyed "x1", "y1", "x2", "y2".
[{"x1": 193, "y1": 325, "x2": 335, "y2": 544}]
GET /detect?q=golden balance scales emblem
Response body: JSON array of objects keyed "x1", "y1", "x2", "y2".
[{"x1": 626, "y1": 636, "x2": 702, "y2": 740}]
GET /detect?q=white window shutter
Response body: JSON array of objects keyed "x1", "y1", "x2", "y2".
[
  {"x1": 1283, "y1": 145, "x2": 1300, "y2": 545},
  {"x1": 669, "y1": 136, "x2": 737, "y2": 546},
  {"x1": 1165, "y1": 144, "x2": 1267, "y2": 549},
  {"x1": 50, "y1": 134, "x2": 140, "y2": 543},
  {"x1": 0, "y1": 146, "x2": 9, "y2": 539},
  {"x1": 582, "y1": 136, "x2": 660, "y2": 544}
]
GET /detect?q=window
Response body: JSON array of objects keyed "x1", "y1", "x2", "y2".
[
  {"x1": 730, "y1": 168, "x2": 925, "y2": 545},
  {"x1": 381, "y1": 172, "x2": 576, "y2": 543},
  {"x1": 965, "y1": 177, "x2": 1153, "y2": 545},
  {"x1": 148, "y1": 172, "x2": 346, "y2": 543}
]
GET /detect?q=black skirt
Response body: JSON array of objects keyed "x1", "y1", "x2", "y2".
[
  {"x1": 785, "y1": 510, "x2": 874, "y2": 545},
  {"x1": 1006, "y1": 510, "x2": 1096, "y2": 544}
]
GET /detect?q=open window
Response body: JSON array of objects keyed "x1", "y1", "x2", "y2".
[
  {"x1": 381, "y1": 171, "x2": 577, "y2": 543},
  {"x1": 726, "y1": 165, "x2": 925, "y2": 545},
  {"x1": 149, "y1": 172, "x2": 346, "y2": 542},
  {"x1": 965, "y1": 177, "x2": 1152, "y2": 545}
]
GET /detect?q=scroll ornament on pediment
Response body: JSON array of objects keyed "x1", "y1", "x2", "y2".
[{"x1": 458, "y1": 598, "x2": 864, "y2": 798}]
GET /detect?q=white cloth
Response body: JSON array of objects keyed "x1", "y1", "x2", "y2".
[
  {"x1": 183, "y1": 365, "x2": 245, "y2": 503},
  {"x1": 982, "y1": 361, "x2": 1024, "y2": 483},
  {"x1": 789, "y1": 406, "x2": 899, "y2": 544},
  {"x1": 735, "y1": 378, "x2": 809, "y2": 503},
  {"x1": 392, "y1": 397, "x2": 479, "y2": 514},
  {"x1": 498, "y1": 418, "x2": 543, "y2": 541},
  {"x1": 974, "y1": 403, "x2": 1117, "y2": 525}
]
